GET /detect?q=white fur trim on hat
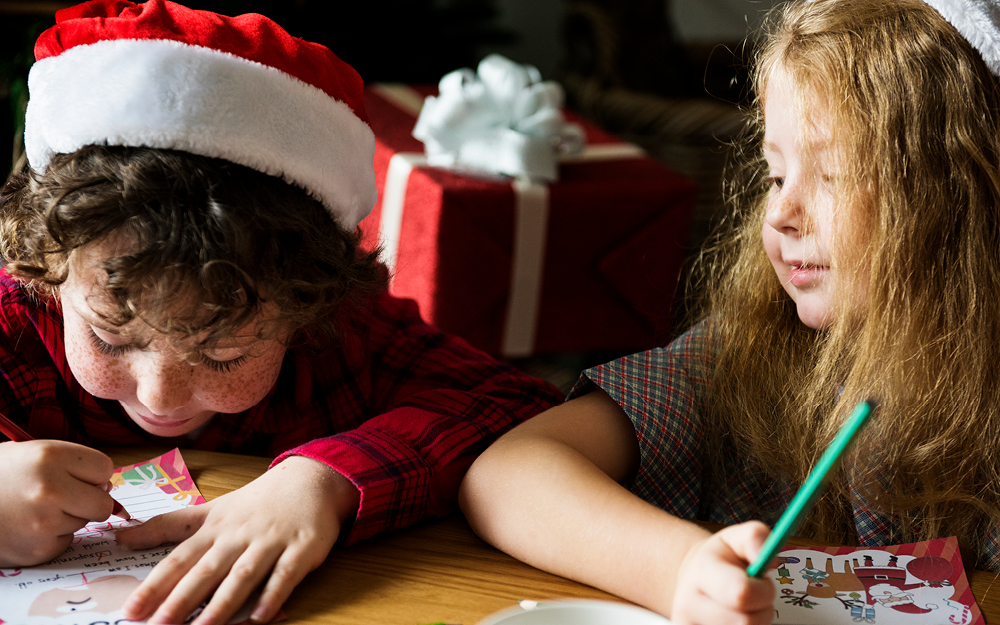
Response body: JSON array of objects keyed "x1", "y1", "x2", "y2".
[
  {"x1": 25, "y1": 38, "x2": 377, "y2": 230},
  {"x1": 923, "y1": 0, "x2": 1000, "y2": 76}
]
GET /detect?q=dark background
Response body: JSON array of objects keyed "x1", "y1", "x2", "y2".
[{"x1": 0, "y1": 0, "x2": 760, "y2": 179}]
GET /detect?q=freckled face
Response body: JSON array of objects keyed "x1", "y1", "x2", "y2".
[{"x1": 59, "y1": 243, "x2": 288, "y2": 437}]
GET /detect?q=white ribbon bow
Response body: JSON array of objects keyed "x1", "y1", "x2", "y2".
[{"x1": 412, "y1": 54, "x2": 586, "y2": 182}]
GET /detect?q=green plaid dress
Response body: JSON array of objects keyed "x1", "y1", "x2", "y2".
[{"x1": 569, "y1": 321, "x2": 1000, "y2": 572}]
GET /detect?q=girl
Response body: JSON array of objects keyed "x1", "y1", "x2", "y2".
[
  {"x1": 0, "y1": 1, "x2": 562, "y2": 624},
  {"x1": 459, "y1": 0, "x2": 1000, "y2": 623}
]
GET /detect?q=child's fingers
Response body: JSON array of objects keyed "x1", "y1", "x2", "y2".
[
  {"x1": 676, "y1": 589, "x2": 774, "y2": 625},
  {"x1": 698, "y1": 551, "x2": 775, "y2": 613},
  {"x1": 55, "y1": 443, "x2": 115, "y2": 487},
  {"x1": 191, "y1": 542, "x2": 288, "y2": 625},
  {"x1": 4, "y1": 529, "x2": 75, "y2": 567},
  {"x1": 251, "y1": 541, "x2": 327, "y2": 623},
  {"x1": 147, "y1": 544, "x2": 253, "y2": 625},
  {"x1": 17, "y1": 488, "x2": 109, "y2": 562},
  {"x1": 717, "y1": 521, "x2": 772, "y2": 565},
  {"x1": 23, "y1": 506, "x2": 89, "y2": 541},
  {"x1": 117, "y1": 504, "x2": 210, "y2": 549},
  {"x1": 121, "y1": 528, "x2": 216, "y2": 621},
  {"x1": 59, "y1": 483, "x2": 118, "y2": 525},
  {"x1": 710, "y1": 522, "x2": 776, "y2": 612},
  {"x1": 673, "y1": 523, "x2": 776, "y2": 623}
]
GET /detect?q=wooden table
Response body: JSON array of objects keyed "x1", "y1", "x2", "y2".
[{"x1": 108, "y1": 447, "x2": 1000, "y2": 624}]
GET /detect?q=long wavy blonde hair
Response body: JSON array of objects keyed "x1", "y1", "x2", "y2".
[{"x1": 697, "y1": 0, "x2": 1000, "y2": 566}]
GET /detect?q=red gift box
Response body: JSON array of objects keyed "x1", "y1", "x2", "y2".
[{"x1": 359, "y1": 83, "x2": 697, "y2": 357}]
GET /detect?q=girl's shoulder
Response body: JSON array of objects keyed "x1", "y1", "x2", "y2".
[
  {"x1": 612, "y1": 319, "x2": 716, "y2": 377},
  {"x1": 571, "y1": 320, "x2": 716, "y2": 408},
  {"x1": 660, "y1": 319, "x2": 716, "y2": 361}
]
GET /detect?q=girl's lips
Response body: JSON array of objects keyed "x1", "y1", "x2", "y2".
[{"x1": 788, "y1": 264, "x2": 829, "y2": 287}]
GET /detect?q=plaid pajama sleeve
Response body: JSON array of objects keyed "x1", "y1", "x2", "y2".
[
  {"x1": 0, "y1": 268, "x2": 562, "y2": 545},
  {"x1": 274, "y1": 292, "x2": 564, "y2": 544}
]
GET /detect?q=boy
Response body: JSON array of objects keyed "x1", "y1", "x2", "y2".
[{"x1": 0, "y1": 1, "x2": 563, "y2": 623}]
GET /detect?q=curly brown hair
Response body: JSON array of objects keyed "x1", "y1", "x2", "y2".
[{"x1": 0, "y1": 145, "x2": 387, "y2": 346}]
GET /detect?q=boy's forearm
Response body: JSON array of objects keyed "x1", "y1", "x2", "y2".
[{"x1": 459, "y1": 433, "x2": 711, "y2": 617}]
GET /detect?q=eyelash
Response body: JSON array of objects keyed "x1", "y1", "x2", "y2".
[
  {"x1": 205, "y1": 354, "x2": 249, "y2": 374},
  {"x1": 767, "y1": 176, "x2": 785, "y2": 190},
  {"x1": 89, "y1": 328, "x2": 131, "y2": 358},
  {"x1": 87, "y1": 328, "x2": 249, "y2": 373}
]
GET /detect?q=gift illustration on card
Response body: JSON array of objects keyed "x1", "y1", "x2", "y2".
[
  {"x1": 111, "y1": 447, "x2": 206, "y2": 509},
  {"x1": 770, "y1": 537, "x2": 983, "y2": 624},
  {"x1": 0, "y1": 449, "x2": 254, "y2": 625}
]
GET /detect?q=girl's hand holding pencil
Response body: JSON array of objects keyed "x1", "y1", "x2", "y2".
[
  {"x1": 670, "y1": 521, "x2": 776, "y2": 625},
  {"x1": 670, "y1": 400, "x2": 875, "y2": 625}
]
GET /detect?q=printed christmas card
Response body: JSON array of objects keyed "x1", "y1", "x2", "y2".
[
  {"x1": 771, "y1": 537, "x2": 982, "y2": 624},
  {"x1": 0, "y1": 448, "x2": 257, "y2": 625}
]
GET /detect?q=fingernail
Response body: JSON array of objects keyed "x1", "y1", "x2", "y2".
[
  {"x1": 121, "y1": 597, "x2": 142, "y2": 620},
  {"x1": 250, "y1": 603, "x2": 270, "y2": 623}
]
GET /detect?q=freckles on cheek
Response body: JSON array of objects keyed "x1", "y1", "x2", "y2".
[
  {"x1": 64, "y1": 337, "x2": 129, "y2": 400},
  {"x1": 199, "y1": 351, "x2": 284, "y2": 413}
]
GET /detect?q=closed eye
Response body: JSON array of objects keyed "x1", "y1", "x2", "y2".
[
  {"x1": 88, "y1": 327, "x2": 132, "y2": 357},
  {"x1": 199, "y1": 352, "x2": 249, "y2": 374},
  {"x1": 89, "y1": 325, "x2": 250, "y2": 373}
]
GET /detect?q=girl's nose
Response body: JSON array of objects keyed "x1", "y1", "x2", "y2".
[
  {"x1": 133, "y1": 355, "x2": 193, "y2": 416},
  {"x1": 764, "y1": 181, "x2": 804, "y2": 234}
]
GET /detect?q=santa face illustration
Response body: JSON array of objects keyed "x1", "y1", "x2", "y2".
[{"x1": 28, "y1": 574, "x2": 142, "y2": 617}]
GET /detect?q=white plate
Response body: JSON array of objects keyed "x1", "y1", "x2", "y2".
[{"x1": 477, "y1": 599, "x2": 674, "y2": 625}]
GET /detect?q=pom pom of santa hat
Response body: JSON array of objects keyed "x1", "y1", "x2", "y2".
[
  {"x1": 25, "y1": 0, "x2": 376, "y2": 230},
  {"x1": 923, "y1": 0, "x2": 1000, "y2": 76}
]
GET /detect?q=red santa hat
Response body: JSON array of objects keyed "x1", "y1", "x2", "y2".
[{"x1": 25, "y1": 0, "x2": 376, "y2": 230}]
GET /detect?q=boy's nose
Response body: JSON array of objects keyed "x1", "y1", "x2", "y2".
[{"x1": 134, "y1": 356, "x2": 194, "y2": 416}]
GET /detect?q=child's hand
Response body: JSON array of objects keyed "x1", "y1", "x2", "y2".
[
  {"x1": 0, "y1": 440, "x2": 118, "y2": 567},
  {"x1": 670, "y1": 521, "x2": 776, "y2": 625},
  {"x1": 116, "y1": 455, "x2": 359, "y2": 625}
]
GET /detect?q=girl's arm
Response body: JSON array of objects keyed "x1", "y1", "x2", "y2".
[{"x1": 458, "y1": 389, "x2": 775, "y2": 623}]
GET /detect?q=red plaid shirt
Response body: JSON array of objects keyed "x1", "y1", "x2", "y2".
[{"x1": 0, "y1": 268, "x2": 562, "y2": 543}]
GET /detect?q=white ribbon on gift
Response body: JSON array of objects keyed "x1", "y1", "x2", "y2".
[
  {"x1": 371, "y1": 80, "x2": 645, "y2": 357},
  {"x1": 412, "y1": 54, "x2": 586, "y2": 183}
]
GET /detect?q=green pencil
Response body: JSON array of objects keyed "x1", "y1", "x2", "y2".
[{"x1": 746, "y1": 399, "x2": 876, "y2": 578}]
